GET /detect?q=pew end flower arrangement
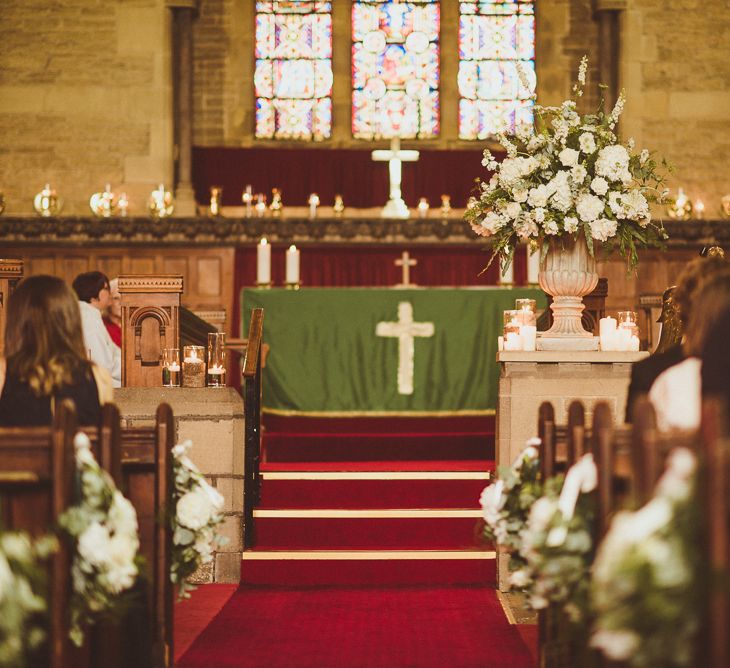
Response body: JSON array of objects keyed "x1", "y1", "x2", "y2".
[
  {"x1": 59, "y1": 433, "x2": 141, "y2": 647},
  {"x1": 170, "y1": 440, "x2": 227, "y2": 600},
  {"x1": 464, "y1": 56, "x2": 669, "y2": 277},
  {"x1": 0, "y1": 531, "x2": 58, "y2": 666}
]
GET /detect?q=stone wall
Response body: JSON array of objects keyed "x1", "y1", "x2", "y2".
[{"x1": 0, "y1": 0, "x2": 173, "y2": 215}]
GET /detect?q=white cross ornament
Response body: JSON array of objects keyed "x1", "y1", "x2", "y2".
[
  {"x1": 371, "y1": 137, "x2": 419, "y2": 219},
  {"x1": 375, "y1": 302, "x2": 434, "y2": 395},
  {"x1": 395, "y1": 251, "x2": 418, "y2": 287}
]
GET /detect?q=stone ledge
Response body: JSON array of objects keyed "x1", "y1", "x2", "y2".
[
  {"x1": 498, "y1": 351, "x2": 649, "y2": 363},
  {"x1": 114, "y1": 387, "x2": 243, "y2": 418}
]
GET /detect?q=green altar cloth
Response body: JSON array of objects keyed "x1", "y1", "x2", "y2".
[{"x1": 242, "y1": 287, "x2": 546, "y2": 415}]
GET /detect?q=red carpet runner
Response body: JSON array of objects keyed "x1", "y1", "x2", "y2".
[
  {"x1": 177, "y1": 585, "x2": 534, "y2": 668},
  {"x1": 176, "y1": 415, "x2": 535, "y2": 666}
]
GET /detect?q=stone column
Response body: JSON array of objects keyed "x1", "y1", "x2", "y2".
[
  {"x1": 168, "y1": 1, "x2": 198, "y2": 216},
  {"x1": 0, "y1": 259, "x2": 24, "y2": 357},
  {"x1": 594, "y1": 0, "x2": 626, "y2": 110}
]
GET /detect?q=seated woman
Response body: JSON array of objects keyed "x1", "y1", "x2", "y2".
[
  {"x1": 649, "y1": 270, "x2": 730, "y2": 432},
  {"x1": 0, "y1": 275, "x2": 113, "y2": 426}
]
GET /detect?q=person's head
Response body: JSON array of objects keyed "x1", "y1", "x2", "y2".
[
  {"x1": 674, "y1": 256, "x2": 727, "y2": 328},
  {"x1": 108, "y1": 278, "x2": 121, "y2": 321},
  {"x1": 5, "y1": 275, "x2": 91, "y2": 396},
  {"x1": 684, "y1": 271, "x2": 730, "y2": 356},
  {"x1": 72, "y1": 271, "x2": 111, "y2": 311}
]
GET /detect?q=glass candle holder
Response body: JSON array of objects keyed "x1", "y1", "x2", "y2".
[
  {"x1": 182, "y1": 345, "x2": 205, "y2": 388},
  {"x1": 515, "y1": 298, "x2": 537, "y2": 316},
  {"x1": 503, "y1": 309, "x2": 523, "y2": 351},
  {"x1": 207, "y1": 333, "x2": 227, "y2": 388},
  {"x1": 162, "y1": 348, "x2": 181, "y2": 387},
  {"x1": 517, "y1": 309, "x2": 537, "y2": 352}
]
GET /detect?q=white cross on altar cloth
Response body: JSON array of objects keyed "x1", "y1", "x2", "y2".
[
  {"x1": 395, "y1": 251, "x2": 418, "y2": 287},
  {"x1": 375, "y1": 302, "x2": 434, "y2": 395},
  {"x1": 371, "y1": 137, "x2": 419, "y2": 219}
]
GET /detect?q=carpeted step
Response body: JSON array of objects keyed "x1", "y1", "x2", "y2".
[
  {"x1": 240, "y1": 551, "x2": 496, "y2": 586},
  {"x1": 263, "y1": 432, "x2": 493, "y2": 462},
  {"x1": 260, "y1": 473, "x2": 491, "y2": 509},
  {"x1": 253, "y1": 511, "x2": 490, "y2": 550}
]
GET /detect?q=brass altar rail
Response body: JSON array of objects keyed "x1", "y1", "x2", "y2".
[{"x1": 242, "y1": 307, "x2": 264, "y2": 550}]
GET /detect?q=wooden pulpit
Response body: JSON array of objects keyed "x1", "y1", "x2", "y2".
[
  {"x1": 118, "y1": 275, "x2": 183, "y2": 387},
  {"x1": 0, "y1": 258, "x2": 24, "y2": 357}
]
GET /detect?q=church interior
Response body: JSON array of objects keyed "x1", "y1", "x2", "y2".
[{"x1": 1, "y1": 0, "x2": 730, "y2": 666}]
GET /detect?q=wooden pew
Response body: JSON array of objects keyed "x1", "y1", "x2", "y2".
[
  {"x1": 86, "y1": 402, "x2": 174, "y2": 668},
  {"x1": 0, "y1": 400, "x2": 77, "y2": 667}
]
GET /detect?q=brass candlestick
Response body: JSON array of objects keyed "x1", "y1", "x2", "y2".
[
  {"x1": 149, "y1": 184, "x2": 174, "y2": 218},
  {"x1": 210, "y1": 186, "x2": 223, "y2": 216},
  {"x1": 333, "y1": 194, "x2": 345, "y2": 217},
  {"x1": 270, "y1": 188, "x2": 283, "y2": 216}
]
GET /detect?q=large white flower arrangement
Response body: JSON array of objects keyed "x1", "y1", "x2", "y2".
[
  {"x1": 590, "y1": 448, "x2": 700, "y2": 667},
  {"x1": 517, "y1": 454, "x2": 597, "y2": 620},
  {"x1": 465, "y1": 56, "x2": 668, "y2": 273},
  {"x1": 0, "y1": 531, "x2": 58, "y2": 667},
  {"x1": 170, "y1": 440, "x2": 226, "y2": 599},
  {"x1": 59, "y1": 433, "x2": 141, "y2": 646},
  {"x1": 480, "y1": 439, "x2": 546, "y2": 583}
]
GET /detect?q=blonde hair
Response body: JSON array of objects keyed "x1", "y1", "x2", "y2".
[{"x1": 5, "y1": 275, "x2": 92, "y2": 396}]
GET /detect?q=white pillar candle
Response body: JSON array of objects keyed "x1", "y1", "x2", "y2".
[
  {"x1": 519, "y1": 325, "x2": 537, "y2": 352},
  {"x1": 308, "y1": 193, "x2": 319, "y2": 219},
  {"x1": 285, "y1": 244, "x2": 300, "y2": 284},
  {"x1": 630, "y1": 335, "x2": 640, "y2": 352},
  {"x1": 527, "y1": 247, "x2": 540, "y2": 285},
  {"x1": 599, "y1": 317, "x2": 617, "y2": 351},
  {"x1": 617, "y1": 326, "x2": 632, "y2": 351},
  {"x1": 504, "y1": 331, "x2": 523, "y2": 351},
  {"x1": 257, "y1": 238, "x2": 271, "y2": 284}
]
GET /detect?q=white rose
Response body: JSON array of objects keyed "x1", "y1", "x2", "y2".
[
  {"x1": 480, "y1": 480, "x2": 505, "y2": 527},
  {"x1": 177, "y1": 489, "x2": 213, "y2": 531},
  {"x1": 104, "y1": 560, "x2": 138, "y2": 594},
  {"x1": 564, "y1": 216, "x2": 579, "y2": 233},
  {"x1": 559, "y1": 147, "x2": 579, "y2": 167},
  {"x1": 78, "y1": 522, "x2": 112, "y2": 568},
  {"x1": 621, "y1": 189, "x2": 650, "y2": 222},
  {"x1": 576, "y1": 193, "x2": 606, "y2": 222},
  {"x1": 579, "y1": 132, "x2": 596, "y2": 154},
  {"x1": 591, "y1": 177, "x2": 609, "y2": 196},
  {"x1": 514, "y1": 214, "x2": 538, "y2": 240},
  {"x1": 527, "y1": 185, "x2": 549, "y2": 208},
  {"x1": 512, "y1": 189, "x2": 528, "y2": 203}
]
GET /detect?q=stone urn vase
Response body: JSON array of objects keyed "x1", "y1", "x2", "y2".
[{"x1": 538, "y1": 235, "x2": 599, "y2": 350}]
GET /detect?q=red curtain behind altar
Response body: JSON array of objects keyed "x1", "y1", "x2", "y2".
[
  {"x1": 233, "y1": 244, "x2": 529, "y2": 339},
  {"x1": 192, "y1": 147, "x2": 494, "y2": 208}
]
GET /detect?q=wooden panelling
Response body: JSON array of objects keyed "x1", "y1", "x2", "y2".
[{"x1": 7, "y1": 247, "x2": 234, "y2": 336}]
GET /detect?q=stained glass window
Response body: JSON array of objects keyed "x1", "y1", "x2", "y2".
[
  {"x1": 352, "y1": 1, "x2": 440, "y2": 139},
  {"x1": 458, "y1": 0, "x2": 536, "y2": 140},
  {"x1": 254, "y1": 1, "x2": 333, "y2": 140}
]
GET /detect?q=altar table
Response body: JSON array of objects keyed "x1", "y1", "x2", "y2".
[{"x1": 242, "y1": 287, "x2": 546, "y2": 415}]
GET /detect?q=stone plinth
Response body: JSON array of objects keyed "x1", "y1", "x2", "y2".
[
  {"x1": 114, "y1": 387, "x2": 245, "y2": 584},
  {"x1": 495, "y1": 349, "x2": 648, "y2": 590}
]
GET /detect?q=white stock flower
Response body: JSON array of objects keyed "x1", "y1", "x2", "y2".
[
  {"x1": 590, "y1": 218, "x2": 618, "y2": 241},
  {"x1": 576, "y1": 193, "x2": 605, "y2": 222},
  {"x1": 591, "y1": 177, "x2": 609, "y2": 196},
  {"x1": 640, "y1": 149, "x2": 650, "y2": 165},
  {"x1": 533, "y1": 207, "x2": 546, "y2": 223},
  {"x1": 621, "y1": 189, "x2": 650, "y2": 223},
  {"x1": 559, "y1": 148, "x2": 580, "y2": 167},
  {"x1": 564, "y1": 216, "x2": 579, "y2": 233},
  {"x1": 543, "y1": 219, "x2": 560, "y2": 235},
  {"x1": 571, "y1": 164, "x2": 587, "y2": 184},
  {"x1": 590, "y1": 629, "x2": 640, "y2": 661},
  {"x1": 177, "y1": 489, "x2": 214, "y2": 531},
  {"x1": 78, "y1": 522, "x2": 112, "y2": 568},
  {"x1": 513, "y1": 188, "x2": 528, "y2": 203},
  {"x1": 595, "y1": 145, "x2": 631, "y2": 183},
  {"x1": 579, "y1": 132, "x2": 596, "y2": 154}
]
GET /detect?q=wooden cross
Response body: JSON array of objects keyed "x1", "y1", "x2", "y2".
[
  {"x1": 395, "y1": 251, "x2": 418, "y2": 287},
  {"x1": 371, "y1": 137, "x2": 419, "y2": 219}
]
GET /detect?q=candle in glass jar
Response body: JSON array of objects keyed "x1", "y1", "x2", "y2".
[
  {"x1": 257, "y1": 238, "x2": 271, "y2": 285},
  {"x1": 285, "y1": 245, "x2": 300, "y2": 284},
  {"x1": 182, "y1": 345, "x2": 205, "y2": 388}
]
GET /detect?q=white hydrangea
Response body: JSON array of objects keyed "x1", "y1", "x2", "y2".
[
  {"x1": 595, "y1": 145, "x2": 632, "y2": 183},
  {"x1": 498, "y1": 156, "x2": 539, "y2": 188},
  {"x1": 608, "y1": 191, "x2": 624, "y2": 217},
  {"x1": 591, "y1": 177, "x2": 609, "y2": 196},
  {"x1": 527, "y1": 185, "x2": 549, "y2": 208},
  {"x1": 590, "y1": 218, "x2": 618, "y2": 241},
  {"x1": 579, "y1": 132, "x2": 596, "y2": 154},
  {"x1": 551, "y1": 186, "x2": 573, "y2": 213},
  {"x1": 576, "y1": 193, "x2": 606, "y2": 222},
  {"x1": 559, "y1": 147, "x2": 580, "y2": 167}
]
